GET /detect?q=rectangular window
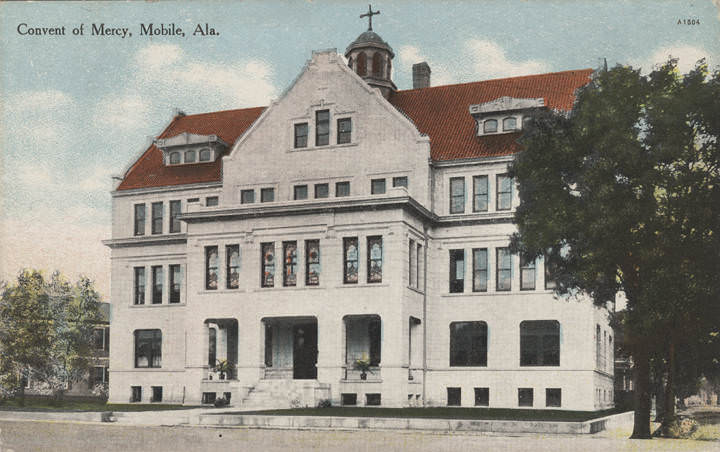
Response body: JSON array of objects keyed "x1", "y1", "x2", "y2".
[
  {"x1": 169, "y1": 200, "x2": 181, "y2": 233},
  {"x1": 472, "y1": 248, "x2": 488, "y2": 292},
  {"x1": 518, "y1": 388, "x2": 534, "y2": 407},
  {"x1": 92, "y1": 366, "x2": 106, "y2": 386},
  {"x1": 545, "y1": 255, "x2": 558, "y2": 290},
  {"x1": 202, "y1": 392, "x2": 216, "y2": 404},
  {"x1": 341, "y1": 393, "x2": 358, "y2": 406},
  {"x1": 131, "y1": 386, "x2": 142, "y2": 402},
  {"x1": 447, "y1": 388, "x2": 461, "y2": 406},
  {"x1": 316, "y1": 110, "x2": 329, "y2": 146},
  {"x1": 305, "y1": 240, "x2": 320, "y2": 286},
  {"x1": 294, "y1": 122, "x2": 308, "y2": 148},
  {"x1": 496, "y1": 247, "x2": 511, "y2": 291},
  {"x1": 367, "y1": 236, "x2": 383, "y2": 283},
  {"x1": 474, "y1": 388, "x2": 489, "y2": 407},
  {"x1": 134, "y1": 204, "x2": 146, "y2": 236},
  {"x1": 169, "y1": 264, "x2": 181, "y2": 303},
  {"x1": 134, "y1": 329, "x2": 161, "y2": 368},
  {"x1": 450, "y1": 321, "x2": 488, "y2": 366},
  {"x1": 293, "y1": 185, "x2": 308, "y2": 200},
  {"x1": 371, "y1": 178, "x2": 386, "y2": 195},
  {"x1": 393, "y1": 176, "x2": 408, "y2": 188},
  {"x1": 520, "y1": 256, "x2": 536, "y2": 290},
  {"x1": 283, "y1": 241, "x2": 298, "y2": 287},
  {"x1": 208, "y1": 328, "x2": 216, "y2": 366},
  {"x1": 260, "y1": 188, "x2": 274, "y2": 203},
  {"x1": 151, "y1": 202, "x2": 163, "y2": 235},
  {"x1": 343, "y1": 237, "x2": 359, "y2": 284},
  {"x1": 261, "y1": 242, "x2": 275, "y2": 288},
  {"x1": 497, "y1": 174, "x2": 513, "y2": 210},
  {"x1": 241, "y1": 189, "x2": 255, "y2": 204},
  {"x1": 417, "y1": 243, "x2": 423, "y2": 289},
  {"x1": 151, "y1": 266, "x2": 163, "y2": 304},
  {"x1": 314, "y1": 183, "x2": 329, "y2": 199},
  {"x1": 151, "y1": 386, "x2": 163, "y2": 403},
  {"x1": 449, "y1": 249, "x2": 464, "y2": 293},
  {"x1": 521, "y1": 320, "x2": 560, "y2": 366},
  {"x1": 336, "y1": 181, "x2": 350, "y2": 197},
  {"x1": 226, "y1": 245, "x2": 240, "y2": 289},
  {"x1": 546, "y1": 388, "x2": 562, "y2": 407},
  {"x1": 409, "y1": 239, "x2": 416, "y2": 288},
  {"x1": 337, "y1": 118, "x2": 352, "y2": 144},
  {"x1": 133, "y1": 267, "x2": 145, "y2": 305},
  {"x1": 449, "y1": 177, "x2": 465, "y2": 214},
  {"x1": 93, "y1": 328, "x2": 105, "y2": 350},
  {"x1": 205, "y1": 246, "x2": 219, "y2": 290},
  {"x1": 365, "y1": 393, "x2": 381, "y2": 406},
  {"x1": 206, "y1": 196, "x2": 219, "y2": 207},
  {"x1": 473, "y1": 175, "x2": 488, "y2": 212}
]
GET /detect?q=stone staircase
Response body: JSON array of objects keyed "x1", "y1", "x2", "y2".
[{"x1": 240, "y1": 379, "x2": 330, "y2": 409}]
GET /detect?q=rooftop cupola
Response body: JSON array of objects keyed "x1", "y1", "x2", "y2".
[{"x1": 345, "y1": 5, "x2": 396, "y2": 99}]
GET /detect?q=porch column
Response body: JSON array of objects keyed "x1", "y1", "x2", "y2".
[{"x1": 317, "y1": 315, "x2": 343, "y2": 403}]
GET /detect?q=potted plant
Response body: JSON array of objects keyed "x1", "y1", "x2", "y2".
[
  {"x1": 214, "y1": 359, "x2": 232, "y2": 380},
  {"x1": 353, "y1": 353, "x2": 373, "y2": 380}
]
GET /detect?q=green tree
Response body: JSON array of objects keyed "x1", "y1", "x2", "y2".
[
  {"x1": 0, "y1": 270, "x2": 104, "y2": 403},
  {"x1": 509, "y1": 60, "x2": 720, "y2": 439}
]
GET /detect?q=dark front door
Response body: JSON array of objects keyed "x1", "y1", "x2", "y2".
[{"x1": 293, "y1": 323, "x2": 317, "y2": 379}]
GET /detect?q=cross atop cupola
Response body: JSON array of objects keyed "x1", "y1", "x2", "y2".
[{"x1": 360, "y1": 4, "x2": 380, "y2": 31}]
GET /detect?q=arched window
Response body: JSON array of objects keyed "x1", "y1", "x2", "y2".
[
  {"x1": 184, "y1": 150, "x2": 196, "y2": 163},
  {"x1": 347, "y1": 57, "x2": 353, "y2": 69},
  {"x1": 169, "y1": 152, "x2": 181, "y2": 164},
  {"x1": 520, "y1": 320, "x2": 560, "y2": 366},
  {"x1": 199, "y1": 148, "x2": 213, "y2": 162},
  {"x1": 450, "y1": 321, "x2": 487, "y2": 366},
  {"x1": 503, "y1": 117, "x2": 517, "y2": 131},
  {"x1": 372, "y1": 53, "x2": 383, "y2": 77},
  {"x1": 356, "y1": 52, "x2": 367, "y2": 77},
  {"x1": 483, "y1": 119, "x2": 498, "y2": 133}
]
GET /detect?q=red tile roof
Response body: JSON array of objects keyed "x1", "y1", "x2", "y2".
[
  {"x1": 388, "y1": 69, "x2": 594, "y2": 161},
  {"x1": 117, "y1": 69, "x2": 592, "y2": 190},
  {"x1": 117, "y1": 107, "x2": 265, "y2": 190}
]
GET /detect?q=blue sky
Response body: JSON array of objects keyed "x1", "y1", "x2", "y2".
[{"x1": 1, "y1": 0, "x2": 718, "y2": 298}]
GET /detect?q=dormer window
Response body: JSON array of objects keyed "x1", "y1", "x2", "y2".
[
  {"x1": 199, "y1": 148, "x2": 213, "y2": 162},
  {"x1": 483, "y1": 120, "x2": 498, "y2": 133},
  {"x1": 169, "y1": 152, "x2": 181, "y2": 164},
  {"x1": 503, "y1": 117, "x2": 517, "y2": 131},
  {"x1": 184, "y1": 150, "x2": 196, "y2": 163}
]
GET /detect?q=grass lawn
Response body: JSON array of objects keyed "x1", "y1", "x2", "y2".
[
  {"x1": 220, "y1": 407, "x2": 623, "y2": 422},
  {"x1": 0, "y1": 398, "x2": 200, "y2": 412}
]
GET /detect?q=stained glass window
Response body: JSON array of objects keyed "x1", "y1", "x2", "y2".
[
  {"x1": 305, "y1": 240, "x2": 320, "y2": 286},
  {"x1": 283, "y1": 242, "x2": 297, "y2": 287},
  {"x1": 367, "y1": 236, "x2": 383, "y2": 283},
  {"x1": 226, "y1": 245, "x2": 239, "y2": 289},
  {"x1": 343, "y1": 237, "x2": 358, "y2": 284},
  {"x1": 205, "y1": 246, "x2": 218, "y2": 290},
  {"x1": 261, "y1": 243, "x2": 275, "y2": 287}
]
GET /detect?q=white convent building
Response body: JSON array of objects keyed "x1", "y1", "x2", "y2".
[{"x1": 105, "y1": 22, "x2": 614, "y2": 411}]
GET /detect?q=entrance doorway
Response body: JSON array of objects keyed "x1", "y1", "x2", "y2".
[{"x1": 293, "y1": 323, "x2": 317, "y2": 379}]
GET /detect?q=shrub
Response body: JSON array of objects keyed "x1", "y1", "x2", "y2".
[
  {"x1": 214, "y1": 396, "x2": 229, "y2": 408},
  {"x1": 317, "y1": 399, "x2": 332, "y2": 408}
]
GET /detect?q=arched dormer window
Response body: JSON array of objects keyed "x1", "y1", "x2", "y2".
[
  {"x1": 356, "y1": 52, "x2": 367, "y2": 77},
  {"x1": 169, "y1": 152, "x2": 181, "y2": 164},
  {"x1": 348, "y1": 57, "x2": 353, "y2": 69},
  {"x1": 483, "y1": 119, "x2": 498, "y2": 134},
  {"x1": 503, "y1": 117, "x2": 517, "y2": 131},
  {"x1": 184, "y1": 150, "x2": 196, "y2": 163},
  {"x1": 372, "y1": 53, "x2": 383, "y2": 77},
  {"x1": 199, "y1": 148, "x2": 213, "y2": 162}
]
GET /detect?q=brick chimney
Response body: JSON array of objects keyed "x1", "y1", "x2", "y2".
[{"x1": 412, "y1": 62, "x2": 431, "y2": 89}]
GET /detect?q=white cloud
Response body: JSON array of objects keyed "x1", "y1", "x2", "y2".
[
  {"x1": 465, "y1": 39, "x2": 549, "y2": 80},
  {"x1": 134, "y1": 43, "x2": 183, "y2": 70},
  {"x1": 93, "y1": 94, "x2": 151, "y2": 132},
  {"x1": 637, "y1": 44, "x2": 713, "y2": 74}
]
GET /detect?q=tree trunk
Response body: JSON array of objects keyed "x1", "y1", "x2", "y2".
[
  {"x1": 661, "y1": 338, "x2": 676, "y2": 436},
  {"x1": 631, "y1": 347, "x2": 652, "y2": 439},
  {"x1": 652, "y1": 359, "x2": 665, "y2": 422}
]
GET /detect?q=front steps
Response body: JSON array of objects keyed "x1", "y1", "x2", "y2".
[{"x1": 240, "y1": 379, "x2": 330, "y2": 409}]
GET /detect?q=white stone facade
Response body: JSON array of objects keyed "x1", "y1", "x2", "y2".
[{"x1": 105, "y1": 50, "x2": 613, "y2": 411}]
